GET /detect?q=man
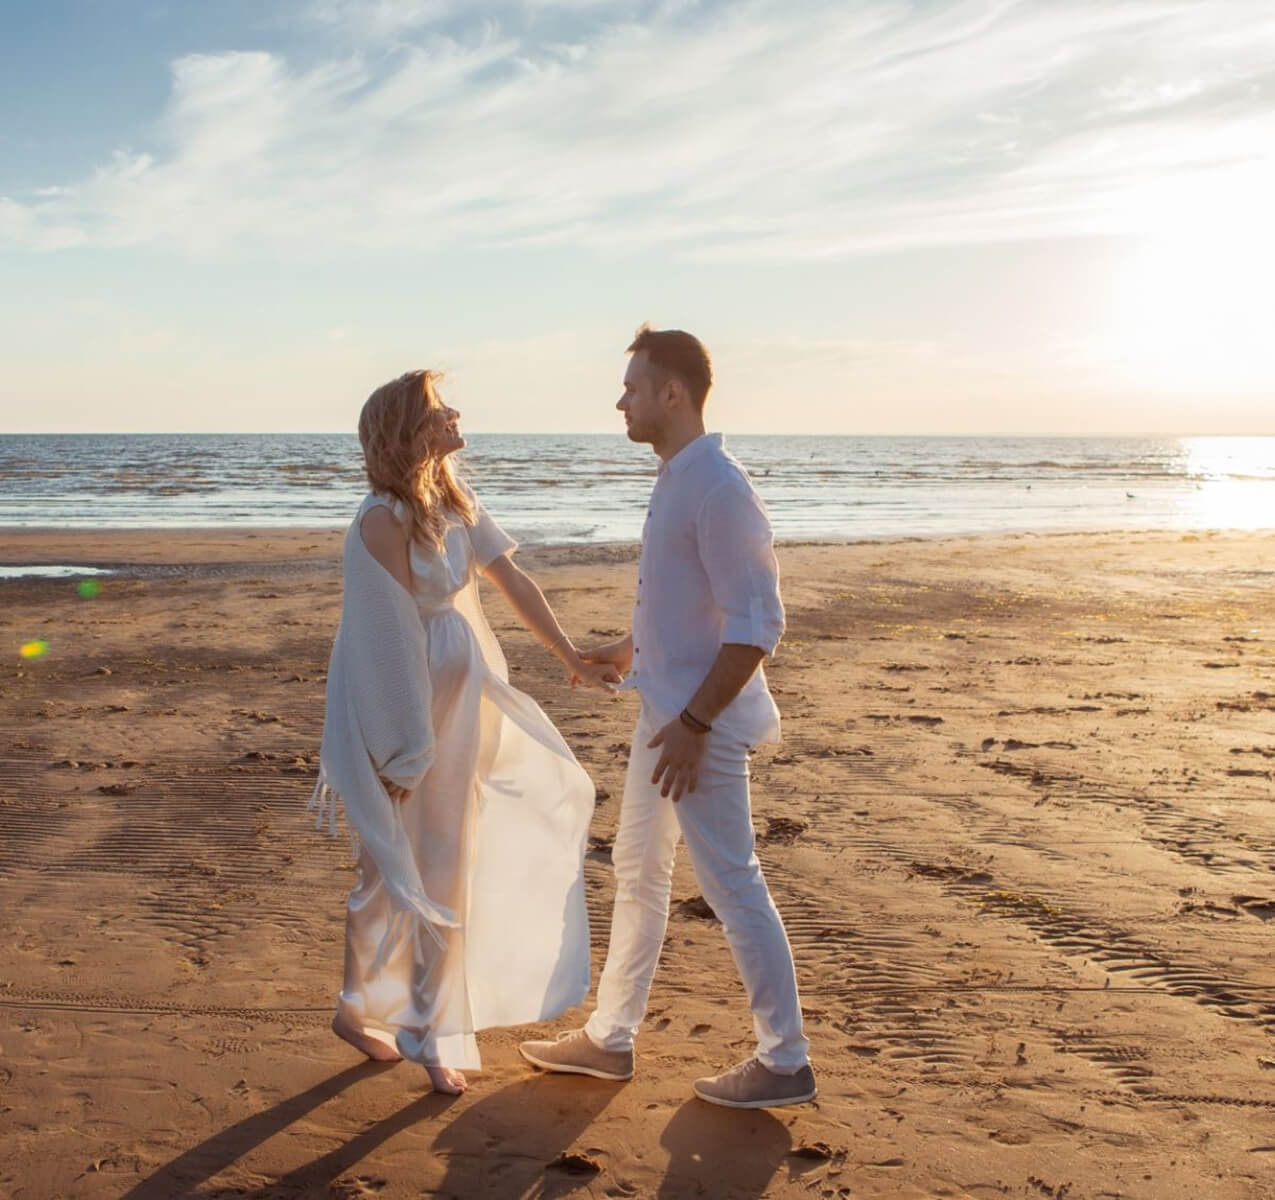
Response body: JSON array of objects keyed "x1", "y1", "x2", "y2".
[{"x1": 519, "y1": 325, "x2": 814, "y2": 1109}]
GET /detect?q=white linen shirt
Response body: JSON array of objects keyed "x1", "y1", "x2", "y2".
[{"x1": 627, "y1": 433, "x2": 784, "y2": 746}]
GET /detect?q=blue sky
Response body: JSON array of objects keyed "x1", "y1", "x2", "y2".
[{"x1": 2, "y1": 0, "x2": 1273, "y2": 434}]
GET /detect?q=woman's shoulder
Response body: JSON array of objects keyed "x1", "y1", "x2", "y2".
[
  {"x1": 357, "y1": 494, "x2": 411, "y2": 547},
  {"x1": 360, "y1": 491, "x2": 406, "y2": 520}
]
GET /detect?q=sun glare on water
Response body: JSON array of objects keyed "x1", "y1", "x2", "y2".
[{"x1": 1178, "y1": 436, "x2": 1275, "y2": 529}]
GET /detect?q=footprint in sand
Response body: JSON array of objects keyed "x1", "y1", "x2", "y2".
[
  {"x1": 676, "y1": 895, "x2": 717, "y2": 921},
  {"x1": 587, "y1": 835, "x2": 614, "y2": 864},
  {"x1": 759, "y1": 817, "x2": 807, "y2": 845},
  {"x1": 546, "y1": 1153, "x2": 601, "y2": 1177},
  {"x1": 331, "y1": 1176, "x2": 390, "y2": 1197},
  {"x1": 789, "y1": 1143, "x2": 844, "y2": 1162},
  {"x1": 1232, "y1": 895, "x2": 1275, "y2": 920}
]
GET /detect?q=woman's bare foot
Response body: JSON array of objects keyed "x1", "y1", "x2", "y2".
[
  {"x1": 331, "y1": 1015, "x2": 402, "y2": 1062},
  {"x1": 426, "y1": 1065, "x2": 468, "y2": 1095}
]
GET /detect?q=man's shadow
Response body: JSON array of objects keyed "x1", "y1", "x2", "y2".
[
  {"x1": 429, "y1": 1075, "x2": 619, "y2": 1199},
  {"x1": 657, "y1": 1099, "x2": 793, "y2": 1199}
]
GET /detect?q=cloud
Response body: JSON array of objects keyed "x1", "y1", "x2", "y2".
[
  {"x1": 3, "y1": 0, "x2": 1273, "y2": 258},
  {"x1": 306, "y1": 0, "x2": 457, "y2": 40}
]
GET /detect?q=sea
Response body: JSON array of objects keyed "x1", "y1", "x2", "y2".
[{"x1": 2, "y1": 433, "x2": 1274, "y2": 546}]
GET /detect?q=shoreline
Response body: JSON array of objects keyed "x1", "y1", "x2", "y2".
[{"x1": 3, "y1": 522, "x2": 1274, "y2": 571}]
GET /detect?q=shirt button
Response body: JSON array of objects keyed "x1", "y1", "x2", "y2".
[{"x1": 634, "y1": 647, "x2": 640, "y2": 654}]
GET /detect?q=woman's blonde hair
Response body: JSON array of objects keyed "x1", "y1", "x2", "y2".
[{"x1": 358, "y1": 369, "x2": 476, "y2": 552}]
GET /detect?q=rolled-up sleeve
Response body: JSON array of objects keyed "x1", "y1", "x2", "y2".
[
  {"x1": 696, "y1": 479, "x2": 785, "y2": 655},
  {"x1": 468, "y1": 497, "x2": 518, "y2": 569}
]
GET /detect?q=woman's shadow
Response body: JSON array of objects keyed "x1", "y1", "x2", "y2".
[
  {"x1": 124, "y1": 1068, "x2": 619, "y2": 1199},
  {"x1": 121, "y1": 1062, "x2": 401, "y2": 1199}
]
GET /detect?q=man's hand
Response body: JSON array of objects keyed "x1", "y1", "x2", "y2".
[
  {"x1": 647, "y1": 717, "x2": 707, "y2": 802},
  {"x1": 380, "y1": 776, "x2": 410, "y2": 803},
  {"x1": 580, "y1": 634, "x2": 633, "y2": 678},
  {"x1": 569, "y1": 658, "x2": 622, "y2": 693}
]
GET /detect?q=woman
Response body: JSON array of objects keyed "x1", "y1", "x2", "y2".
[{"x1": 310, "y1": 369, "x2": 618, "y2": 1095}]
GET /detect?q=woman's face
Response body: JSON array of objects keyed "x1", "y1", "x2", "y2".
[{"x1": 425, "y1": 398, "x2": 465, "y2": 459}]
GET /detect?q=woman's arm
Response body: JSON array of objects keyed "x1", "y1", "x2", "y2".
[
  {"x1": 482, "y1": 554, "x2": 620, "y2": 691},
  {"x1": 360, "y1": 505, "x2": 413, "y2": 592}
]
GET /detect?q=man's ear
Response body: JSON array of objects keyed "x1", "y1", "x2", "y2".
[{"x1": 662, "y1": 376, "x2": 686, "y2": 410}]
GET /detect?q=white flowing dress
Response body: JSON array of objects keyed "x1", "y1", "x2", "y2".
[{"x1": 333, "y1": 492, "x2": 594, "y2": 1069}]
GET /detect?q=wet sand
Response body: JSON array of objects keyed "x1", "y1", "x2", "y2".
[{"x1": 2, "y1": 526, "x2": 1274, "y2": 1199}]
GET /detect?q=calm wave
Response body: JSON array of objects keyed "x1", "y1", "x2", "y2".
[{"x1": 2, "y1": 434, "x2": 1275, "y2": 543}]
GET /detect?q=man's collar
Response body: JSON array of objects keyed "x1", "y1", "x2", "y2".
[{"x1": 658, "y1": 432, "x2": 723, "y2": 475}]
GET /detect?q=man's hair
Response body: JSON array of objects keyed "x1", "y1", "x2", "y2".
[{"x1": 626, "y1": 323, "x2": 713, "y2": 409}]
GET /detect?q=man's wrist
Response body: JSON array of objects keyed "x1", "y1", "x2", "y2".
[{"x1": 679, "y1": 707, "x2": 712, "y2": 734}]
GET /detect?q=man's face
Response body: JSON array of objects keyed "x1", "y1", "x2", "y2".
[{"x1": 617, "y1": 350, "x2": 666, "y2": 444}]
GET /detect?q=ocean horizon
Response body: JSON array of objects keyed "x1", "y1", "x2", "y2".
[{"x1": 3, "y1": 432, "x2": 1275, "y2": 545}]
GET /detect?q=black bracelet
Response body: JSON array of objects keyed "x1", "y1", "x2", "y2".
[{"x1": 680, "y1": 707, "x2": 712, "y2": 733}]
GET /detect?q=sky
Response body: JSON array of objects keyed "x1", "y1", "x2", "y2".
[{"x1": 1, "y1": 0, "x2": 1273, "y2": 435}]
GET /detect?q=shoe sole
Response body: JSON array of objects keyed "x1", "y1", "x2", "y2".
[
  {"x1": 692, "y1": 1084, "x2": 817, "y2": 1109},
  {"x1": 518, "y1": 1045, "x2": 633, "y2": 1082}
]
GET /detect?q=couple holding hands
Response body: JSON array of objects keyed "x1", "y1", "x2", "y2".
[{"x1": 311, "y1": 325, "x2": 815, "y2": 1109}]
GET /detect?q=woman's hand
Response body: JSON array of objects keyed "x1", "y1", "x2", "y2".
[{"x1": 380, "y1": 776, "x2": 411, "y2": 803}]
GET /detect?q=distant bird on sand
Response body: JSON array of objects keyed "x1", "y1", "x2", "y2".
[{"x1": 1126, "y1": 491, "x2": 1136, "y2": 499}]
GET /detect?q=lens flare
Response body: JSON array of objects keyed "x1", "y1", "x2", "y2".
[
  {"x1": 77, "y1": 579, "x2": 102, "y2": 599},
  {"x1": 20, "y1": 640, "x2": 50, "y2": 660}
]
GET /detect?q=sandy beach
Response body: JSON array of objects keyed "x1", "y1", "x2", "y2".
[{"x1": 2, "y1": 526, "x2": 1274, "y2": 1199}]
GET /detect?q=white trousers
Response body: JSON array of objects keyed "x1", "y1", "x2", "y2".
[{"x1": 584, "y1": 704, "x2": 810, "y2": 1073}]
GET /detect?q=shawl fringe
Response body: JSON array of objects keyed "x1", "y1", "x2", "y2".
[{"x1": 307, "y1": 768, "x2": 450, "y2": 960}]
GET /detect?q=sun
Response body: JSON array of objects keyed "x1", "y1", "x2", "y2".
[
  {"x1": 1105, "y1": 172, "x2": 1275, "y2": 397},
  {"x1": 1109, "y1": 233, "x2": 1275, "y2": 394}
]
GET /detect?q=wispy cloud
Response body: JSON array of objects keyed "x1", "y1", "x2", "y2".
[{"x1": 4, "y1": 0, "x2": 1273, "y2": 258}]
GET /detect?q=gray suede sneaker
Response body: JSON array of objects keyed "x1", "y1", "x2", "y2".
[
  {"x1": 693, "y1": 1058, "x2": 817, "y2": 1108},
  {"x1": 518, "y1": 1029, "x2": 634, "y2": 1081}
]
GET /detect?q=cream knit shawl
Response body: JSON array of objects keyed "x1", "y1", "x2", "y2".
[{"x1": 309, "y1": 516, "x2": 457, "y2": 965}]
